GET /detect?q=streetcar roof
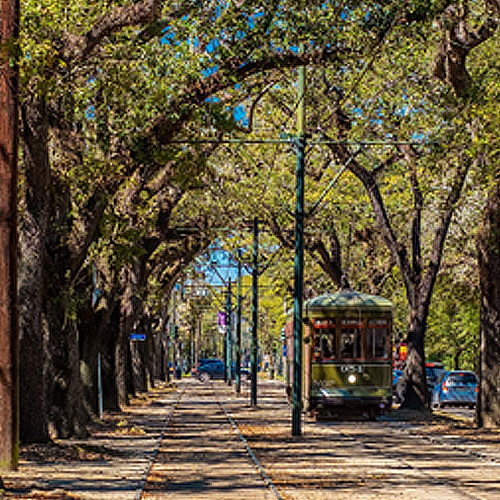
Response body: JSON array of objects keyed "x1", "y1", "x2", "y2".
[{"x1": 304, "y1": 290, "x2": 393, "y2": 313}]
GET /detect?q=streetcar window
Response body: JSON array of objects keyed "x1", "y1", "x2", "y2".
[
  {"x1": 340, "y1": 328, "x2": 362, "y2": 359},
  {"x1": 313, "y1": 328, "x2": 336, "y2": 361},
  {"x1": 367, "y1": 328, "x2": 388, "y2": 359}
]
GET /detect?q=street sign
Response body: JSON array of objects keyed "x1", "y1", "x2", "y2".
[{"x1": 130, "y1": 333, "x2": 146, "y2": 341}]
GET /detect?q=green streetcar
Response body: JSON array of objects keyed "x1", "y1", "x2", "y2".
[{"x1": 285, "y1": 290, "x2": 393, "y2": 419}]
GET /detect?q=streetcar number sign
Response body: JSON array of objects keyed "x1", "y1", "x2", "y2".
[{"x1": 340, "y1": 364, "x2": 363, "y2": 373}]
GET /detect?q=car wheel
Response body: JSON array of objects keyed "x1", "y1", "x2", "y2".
[{"x1": 200, "y1": 372, "x2": 210, "y2": 383}]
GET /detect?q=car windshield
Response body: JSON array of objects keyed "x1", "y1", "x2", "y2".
[
  {"x1": 199, "y1": 359, "x2": 220, "y2": 366},
  {"x1": 447, "y1": 373, "x2": 477, "y2": 385},
  {"x1": 427, "y1": 367, "x2": 445, "y2": 383}
]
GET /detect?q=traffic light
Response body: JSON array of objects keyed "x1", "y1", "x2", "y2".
[{"x1": 174, "y1": 324, "x2": 179, "y2": 339}]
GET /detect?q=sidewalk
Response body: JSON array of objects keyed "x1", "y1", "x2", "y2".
[{"x1": 1, "y1": 383, "x2": 180, "y2": 500}]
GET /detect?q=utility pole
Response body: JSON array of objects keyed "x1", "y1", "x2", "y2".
[
  {"x1": 292, "y1": 63, "x2": 306, "y2": 437},
  {"x1": 251, "y1": 217, "x2": 259, "y2": 406},
  {"x1": 0, "y1": 0, "x2": 20, "y2": 469},
  {"x1": 226, "y1": 279, "x2": 232, "y2": 385},
  {"x1": 236, "y1": 250, "x2": 242, "y2": 394},
  {"x1": 195, "y1": 314, "x2": 201, "y2": 373},
  {"x1": 165, "y1": 321, "x2": 171, "y2": 383},
  {"x1": 172, "y1": 287, "x2": 181, "y2": 379}
]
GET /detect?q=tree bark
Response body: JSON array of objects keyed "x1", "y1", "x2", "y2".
[
  {"x1": 477, "y1": 182, "x2": 500, "y2": 427},
  {"x1": 79, "y1": 290, "x2": 120, "y2": 415},
  {"x1": 102, "y1": 300, "x2": 121, "y2": 411},
  {"x1": 115, "y1": 315, "x2": 130, "y2": 408},
  {"x1": 18, "y1": 97, "x2": 50, "y2": 443}
]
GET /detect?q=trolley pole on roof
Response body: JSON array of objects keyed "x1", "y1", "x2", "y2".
[{"x1": 292, "y1": 62, "x2": 306, "y2": 436}]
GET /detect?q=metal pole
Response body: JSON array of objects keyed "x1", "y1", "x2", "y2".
[
  {"x1": 251, "y1": 217, "x2": 259, "y2": 406},
  {"x1": 195, "y1": 314, "x2": 201, "y2": 374},
  {"x1": 292, "y1": 63, "x2": 306, "y2": 437},
  {"x1": 173, "y1": 288, "x2": 180, "y2": 380},
  {"x1": 236, "y1": 250, "x2": 242, "y2": 394},
  {"x1": 0, "y1": 0, "x2": 20, "y2": 469},
  {"x1": 223, "y1": 315, "x2": 228, "y2": 382},
  {"x1": 166, "y1": 316, "x2": 171, "y2": 383},
  {"x1": 226, "y1": 280, "x2": 232, "y2": 385},
  {"x1": 166, "y1": 330, "x2": 171, "y2": 383},
  {"x1": 97, "y1": 353, "x2": 103, "y2": 419}
]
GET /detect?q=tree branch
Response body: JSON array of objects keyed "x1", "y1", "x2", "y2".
[
  {"x1": 62, "y1": 0, "x2": 163, "y2": 61},
  {"x1": 433, "y1": 1, "x2": 499, "y2": 97}
]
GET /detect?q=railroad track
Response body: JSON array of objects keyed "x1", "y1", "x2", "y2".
[
  {"x1": 137, "y1": 380, "x2": 283, "y2": 500},
  {"x1": 134, "y1": 379, "x2": 500, "y2": 500}
]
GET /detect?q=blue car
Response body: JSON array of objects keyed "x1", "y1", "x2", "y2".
[
  {"x1": 197, "y1": 359, "x2": 251, "y2": 383},
  {"x1": 432, "y1": 370, "x2": 478, "y2": 409},
  {"x1": 392, "y1": 370, "x2": 404, "y2": 404},
  {"x1": 197, "y1": 359, "x2": 225, "y2": 382}
]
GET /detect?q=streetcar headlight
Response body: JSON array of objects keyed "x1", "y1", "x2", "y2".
[{"x1": 348, "y1": 374, "x2": 357, "y2": 384}]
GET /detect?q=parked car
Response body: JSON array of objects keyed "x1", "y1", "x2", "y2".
[
  {"x1": 392, "y1": 369, "x2": 404, "y2": 404},
  {"x1": 432, "y1": 370, "x2": 478, "y2": 409},
  {"x1": 197, "y1": 359, "x2": 251, "y2": 383},
  {"x1": 192, "y1": 358, "x2": 219, "y2": 376},
  {"x1": 426, "y1": 362, "x2": 446, "y2": 390},
  {"x1": 197, "y1": 359, "x2": 225, "y2": 382}
]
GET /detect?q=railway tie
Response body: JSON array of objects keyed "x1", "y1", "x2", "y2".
[{"x1": 139, "y1": 379, "x2": 281, "y2": 500}]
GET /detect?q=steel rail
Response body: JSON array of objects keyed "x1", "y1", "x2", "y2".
[
  {"x1": 136, "y1": 386, "x2": 186, "y2": 500},
  {"x1": 216, "y1": 394, "x2": 285, "y2": 500}
]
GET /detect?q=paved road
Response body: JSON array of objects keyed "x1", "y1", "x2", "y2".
[
  {"x1": 3, "y1": 378, "x2": 500, "y2": 500},
  {"x1": 437, "y1": 406, "x2": 476, "y2": 421}
]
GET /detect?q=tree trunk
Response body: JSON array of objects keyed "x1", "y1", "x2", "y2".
[
  {"x1": 477, "y1": 183, "x2": 500, "y2": 427},
  {"x1": 453, "y1": 348, "x2": 462, "y2": 370},
  {"x1": 48, "y1": 314, "x2": 89, "y2": 438},
  {"x1": 116, "y1": 301, "x2": 131, "y2": 408},
  {"x1": 18, "y1": 97, "x2": 50, "y2": 443},
  {"x1": 147, "y1": 318, "x2": 159, "y2": 387},
  {"x1": 79, "y1": 290, "x2": 122, "y2": 415},
  {"x1": 402, "y1": 307, "x2": 429, "y2": 410},
  {"x1": 102, "y1": 300, "x2": 120, "y2": 411},
  {"x1": 131, "y1": 340, "x2": 148, "y2": 393}
]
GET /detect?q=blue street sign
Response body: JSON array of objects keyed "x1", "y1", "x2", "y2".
[{"x1": 130, "y1": 333, "x2": 146, "y2": 341}]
